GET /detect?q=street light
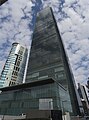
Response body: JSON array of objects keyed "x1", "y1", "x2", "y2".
[{"x1": 0, "y1": 0, "x2": 8, "y2": 6}]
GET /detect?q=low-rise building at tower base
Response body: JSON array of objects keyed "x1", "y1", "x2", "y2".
[{"x1": 0, "y1": 78, "x2": 72, "y2": 116}]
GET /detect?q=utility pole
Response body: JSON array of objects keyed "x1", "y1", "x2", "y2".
[{"x1": 0, "y1": 0, "x2": 8, "y2": 6}]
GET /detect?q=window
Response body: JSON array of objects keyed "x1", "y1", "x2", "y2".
[
  {"x1": 55, "y1": 72, "x2": 65, "y2": 79},
  {"x1": 28, "y1": 72, "x2": 39, "y2": 79},
  {"x1": 38, "y1": 75, "x2": 48, "y2": 80},
  {"x1": 54, "y1": 67, "x2": 64, "y2": 72},
  {"x1": 39, "y1": 98, "x2": 53, "y2": 110}
]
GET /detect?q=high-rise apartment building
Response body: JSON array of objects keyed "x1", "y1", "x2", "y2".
[
  {"x1": 25, "y1": 7, "x2": 82, "y2": 115},
  {"x1": 0, "y1": 43, "x2": 28, "y2": 88}
]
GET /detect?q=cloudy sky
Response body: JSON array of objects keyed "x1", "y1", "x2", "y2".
[{"x1": 0, "y1": 0, "x2": 89, "y2": 86}]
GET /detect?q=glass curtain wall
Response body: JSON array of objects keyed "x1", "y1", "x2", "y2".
[
  {"x1": 26, "y1": 7, "x2": 81, "y2": 115},
  {"x1": 0, "y1": 82, "x2": 70, "y2": 115}
]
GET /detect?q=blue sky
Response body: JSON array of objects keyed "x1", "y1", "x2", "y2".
[{"x1": 0, "y1": 0, "x2": 89, "y2": 86}]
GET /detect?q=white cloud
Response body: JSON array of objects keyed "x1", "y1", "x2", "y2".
[
  {"x1": 0, "y1": 0, "x2": 35, "y2": 73},
  {"x1": 0, "y1": 0, "x2": 89, "y2": 87},
  {"x1": 60, "y1": 1, "x2": 89, "y2": 85}
]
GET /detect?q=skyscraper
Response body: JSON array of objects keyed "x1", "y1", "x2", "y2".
[
  {"x1": 0, "y1": 42, "x2": 28, "y2": 88},
  {"x1": 26, "y1": 7, "x2": 82, "y2": 115},
  {"x1": 0, "y1": 7, "x2": 82, "y2": 117},
  {"x1": 78, "y1": 83, "x2": 89, "y2": 114},
  {"x1": 86, "y1": 78, "x2": 89, "y2": 97}
]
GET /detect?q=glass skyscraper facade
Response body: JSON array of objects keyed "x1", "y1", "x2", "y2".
[
  {"x1": 0, "y1": 43, "x2": 28, "y2": 88},
  {"x1": 78, "y1": 83, "x2": 89, "y2": 114},
  {"x1": 25, "y1": 7, "x2": 82, "y2": 115},
  {"x1": 0, "y1": 7, "x2": 82, "y2": 116}
]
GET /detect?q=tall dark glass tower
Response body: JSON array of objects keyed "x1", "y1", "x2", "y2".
[{"x1": 26, "y1": 7, "x2": 82, "y2": 115}]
